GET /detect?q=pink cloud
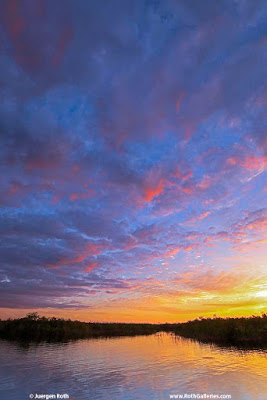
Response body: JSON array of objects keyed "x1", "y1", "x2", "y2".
[
  {"x1": 143, "y1": 179, "x2": 165, "y2": 202},
  {"x1": 164, "y1": 245, "x2": 182, "y2": 258},
  {"x1": 245, "y1": 216, "x2": 267, "y2": 232},
  {"x1": 226, "y1": 154, "x2": 267, "y2": 170},
  {"x1": 198, "y1": 175, "x2": 214, "y2": 190},
  {"x1": 186, "y1": 211, "x2": 211, "y2": 224},
  {"x1": 172, "y1": 267, "x2": 257, "y2": 294},
  {"x1": 85, "y1": 262, "x2": 98, "y2": 273}
]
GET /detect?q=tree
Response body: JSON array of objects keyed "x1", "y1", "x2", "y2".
[{"x1": 26, "y1": 312, "x2": 40, "y2": 321}]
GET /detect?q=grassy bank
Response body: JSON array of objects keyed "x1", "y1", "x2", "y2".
[
  {"x1": 162, "y1": 314, "x2": 267, "y2": 347},
  {"x1": 0, "y1": 313, "x2": 266, "y2": 346}
]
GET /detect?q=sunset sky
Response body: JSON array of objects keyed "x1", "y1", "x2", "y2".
[{"x1": 0, "y1": 0, "x2": 266, "y2": 322}]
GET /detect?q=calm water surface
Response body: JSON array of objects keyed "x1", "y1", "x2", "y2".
[{"x1": 0, "y1": 333, "x2": 266, "y2": 400}]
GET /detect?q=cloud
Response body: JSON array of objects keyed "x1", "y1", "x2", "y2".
[{"x1": 0, "y1": 0, "x2": 266, "y2": 319}]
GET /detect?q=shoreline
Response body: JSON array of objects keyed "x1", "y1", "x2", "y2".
[{"x1": 0, "y1": 313, "x2": 266, "y2": 348}]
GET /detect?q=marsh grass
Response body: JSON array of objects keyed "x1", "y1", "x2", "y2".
[
  {"x1": 162, "y1": 314, "x2": 267, "y2": 347},
  {"x1": 0, "y1": 313, "x2": 266, "y2": 346},
  {"x1": 0, "y1": 313, "x2": 160, "y2": 342}
]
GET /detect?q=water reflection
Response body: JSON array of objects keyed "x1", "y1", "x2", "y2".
[{"x1": 0, "y1": 333, "x2": 266, "y2": 400}]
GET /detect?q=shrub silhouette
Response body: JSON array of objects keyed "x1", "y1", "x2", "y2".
[
  {"x1": 0, "y1": 313, "x2": 266, "y2": 347},
  {"x1": 0, "y1": 314, "x2": 160, "y2": 342},
  {"x1": 162, "y1": 313, "x2": 267, "y2": 347}
]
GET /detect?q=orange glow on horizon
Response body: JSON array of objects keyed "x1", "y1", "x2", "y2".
[{"x1": 1, "y1": 263, "x2": 266, "y2": 324}]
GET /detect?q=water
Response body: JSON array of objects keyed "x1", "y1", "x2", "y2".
[{"x1": 0, "y1": 333, "x2": 266, "y2": 400}]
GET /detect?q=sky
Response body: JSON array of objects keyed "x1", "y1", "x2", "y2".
[{"x1": 0, "y1": 0, "x2": 266, "y2": 323}]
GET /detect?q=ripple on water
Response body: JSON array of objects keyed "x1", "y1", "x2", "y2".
[{"x1": 0, "y1": 334, "x2": 266, "y2": 400}]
